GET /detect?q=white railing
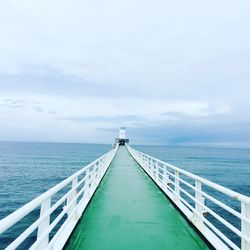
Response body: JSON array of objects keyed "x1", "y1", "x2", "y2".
[
  {"x1": 127, "y1": 145, "x2": 250, "y2": 250},
  {"x1": 0, "y1": 145, "x2": 118, "y2": 250}
]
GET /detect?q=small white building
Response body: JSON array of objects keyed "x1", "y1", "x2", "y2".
[{"x1": 115, "y1": 127, "x2": 129, "y2": 145}]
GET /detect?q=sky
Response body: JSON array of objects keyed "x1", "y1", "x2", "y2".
[{"x1": 0, "y1": 0, "x2": 250, "y2": 146}]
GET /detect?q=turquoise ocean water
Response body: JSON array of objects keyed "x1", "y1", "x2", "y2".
[{"x1": 0, "y1": 142, "x2": 250, "y2": 249}]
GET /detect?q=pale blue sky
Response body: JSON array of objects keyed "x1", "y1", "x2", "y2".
[{"x1": 0, "y1": 0, "x2": 250, "y2": 146}]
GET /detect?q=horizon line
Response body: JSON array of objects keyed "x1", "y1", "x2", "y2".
[{"x1": 0, "y1": 140, "x2": 250, "y2": 150}]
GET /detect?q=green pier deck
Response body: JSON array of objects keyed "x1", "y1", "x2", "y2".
[{"x1": 65, "y1": 146, "x2": 210, "y2": 250}]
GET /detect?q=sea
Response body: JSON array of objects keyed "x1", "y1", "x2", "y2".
[{"x1": 0, "y1": 142, "x2": 250, "y2": 249}]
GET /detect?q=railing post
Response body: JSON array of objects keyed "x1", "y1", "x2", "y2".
[
  {"x1": 37, "y1": 197, "x2": 51, "y2": 249},
  {"x1": 163, "y1": 165, "x2": 170, "y2": 185},
  {"x1": 95, "y1": 162, "x2": 99, "y2": 182},
  {"x1": 241, "y1": 202, "x2": 250, "y2": 250},
  {"x1": 88, "y1": 168, "x2": 92, "y2": 197},
  {"x1": 194, "y1": 180, "x2": 204, "y2": 227},
  {"x1": 67, "y1": 177, "x2": 78, "y2": 219},
  {"x1": 153, "y1": 160, "x2": 157, "y2": 180},
  {"x1": 102, "y1": 157, "x2": 107, "y2": 174},
  {"x1": 146, "y1": 156, "x2": 150, "y2": 173},
  {"x1": 142, "y1": 155, "x2": 145, "y2": 169},
  {"x1": 174, "y1": 170, "x2": 180, "y2": 201},
  {"x1": 96, "y1": 160, "x2": 102, "y2": 181},
  {"x1": 156, "y1": 162, "x2": 163, "y2": 188},
  {"x1": 139, "y1": 153, "x2": 143, "y2": 166},
  {"x1": 150, "y1": 159, "x2": 156, "y2": 180},
  {"x1": 148, "y1": 157, "x2": 151, "y2": 172}
]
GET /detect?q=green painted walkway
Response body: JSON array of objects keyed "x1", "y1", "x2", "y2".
[{"x1": 65, "y1": 147, "x2": 210, "y2": 250}]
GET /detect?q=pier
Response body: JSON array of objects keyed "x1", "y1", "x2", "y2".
[
  {"x1": 0, "y1": 135, "x2": 250, "y2": 249},
  {"x1": 66, "y1": 146, "x2": 208, "y2": 250}
]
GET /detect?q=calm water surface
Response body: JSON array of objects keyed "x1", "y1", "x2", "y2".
[
  {"x1": 0, "y1": 142, "x2": 250, "y2": 249},
  {"x1": 0, "y1": 142, "x2": 110, "y2": 220},
  {"x1": 134, "y1": 145, "x2": 250, "y2": 196}
]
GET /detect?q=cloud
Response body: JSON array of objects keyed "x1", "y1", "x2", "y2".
[
  {"x1": 33, "y1": 107, "x2": 44, "y2": 113},
  {"x1": 0, "y1": 98, "x2": 58, "y2": 116},
  {"x1": 0, "y1": 99, "x2": 27, "y2": 109},
  {"x1": 0, "y1": 0, "x2": 249, "y2": 146},
  {"x1": 58, "y1": 114, "x2": 145, "y2": 123}
]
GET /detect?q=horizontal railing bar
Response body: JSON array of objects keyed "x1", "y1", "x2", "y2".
[
  {"x1": 151, "y1": 158, "x2": 250, "y2": 225},
  {"x1": 30, "y1": 203, "x2": 67, "y2": 250},
  {"x1": 32, "y1": 156, "x2": 110, "y2": 250},
  {"x1": 132, "y1": 148, "x2": 250, "y2": 204},
  {"x1": 201, "y1": 192, "x2": 250, "y2": 224},
  {"x1": 144, "y1": 164, "x2": 240, "y2": 250},
  {"x1": 166, "y1": 177, "x2": 249, "y2": 242},
  {"x1": 0, "y1": 151, "x2": 111, "y2": 234},
  {"x1": 5, "y1": 163, "x2": 100, "y2": 250},
  {"x1": 46, "y1": 160, "x2": 111, "y2": 249},
  {"x1": 0, "y1": 145, "x2": 118, "y2": 250},
  {"x1": 127, "y1": 146, "x2": 248, "y2": 250},
  {"x1": 46, "y1": 193, "x2": 86, "y2": 249},
  {"x1": 30, "y1": 172, "x2": 96, "y2": 250},
  {"x1": 160, "y1": 167, "x2": 249, "y2": 224},
  {"x1": 5, "y1": 188, "x2": 73, "y2": 249},
  {"x1": 142, "y1": 164, "x2": 239, "y2": 250},
  {"x1": 152, "y1": 167, "x2": 250, "y2": 243}
]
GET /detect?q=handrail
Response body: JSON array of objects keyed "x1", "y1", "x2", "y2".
[
  {"x1": 130, "y1": 147, "x2": 250, "y2": 204},
  {"x1": 0, "y1": 145, "x2": 118, "y2": 249},
  {"x1": 126, "y1": 145, "x2": 250, "y2": 250}
]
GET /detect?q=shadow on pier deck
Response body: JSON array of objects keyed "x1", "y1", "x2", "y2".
[{"x1": 65, "y1": 146, "x2": 210, "y2": 250}]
